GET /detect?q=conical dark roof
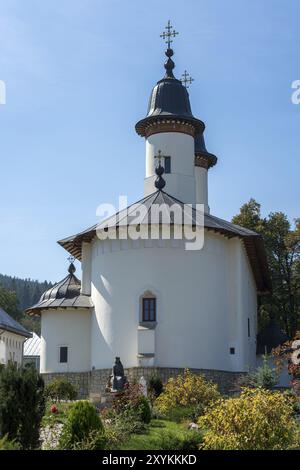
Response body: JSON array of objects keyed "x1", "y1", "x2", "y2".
[
  {"x1": 195, "y1": 133, "x2": 218, "y2": 169},
  {"x1": 136, "y1": 48, "x2": 204, "y2": 136},
  {"x1": 147, "y1": 77, "x2": 193, "y2": 118},
  {"x1": 26, "y1": 263, "x2": 93, "y2": 316},
  {"x1": 39, "y1": 263, "x2": 80, "y2": 302}
]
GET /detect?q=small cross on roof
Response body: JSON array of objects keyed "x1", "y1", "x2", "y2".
[
  {"x1": 160, "y1": 20, "x2": 179, "y2": 49},
  {"x1": 181, "y1": 70, "x2": 194, "y2": 88}
]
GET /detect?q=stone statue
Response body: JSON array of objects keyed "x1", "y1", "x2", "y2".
[
  {"x1": 139, "y1": 376, "x2": 147, "y2": 397},
  {"x1": 108, "y1": 357, "x2": 127, "y2": 392}
]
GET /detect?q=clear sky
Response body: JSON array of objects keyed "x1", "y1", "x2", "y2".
[{"x1": 0, "y1": 0, "x2": 299, "y2": 282}]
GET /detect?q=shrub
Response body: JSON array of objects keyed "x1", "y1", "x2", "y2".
[
  {"x1": 199, "y1": 388, "x2": 300, "y2": 450},
  {"x1": 249, "y1": 355, "x2": 278, "y2": 389},
  {"x1": 59, "y1": 401, "x2": 105, "y2": 450},
  {"x1": 161, "y1": 405, "x2": 196, "y2": 423},
  {"x1": 113, "y1": 383, "x2": 152, "y2": 424},
  {"x1": 103, "y1": 415, "x2": 146, "y2": 450},
  {"x1": 0, "y1": 362, "x2": 45, "y2": 449},
  {"x1": 234, "y1": 356, "x2": 278, "y2": 393},
  {"x1": 137, "y1": 395, "x2": 152, "y2": 424},
  {"x1": 70, "y1": 429, "x2": 107, "y2": 450},
  {"x1": 45, "y1": 378, "x2": 77, "y2": 402},
  {"x1": 0, "y1": 434, "x2": 21, "y2": 450},
  {"x1": 158, "y1": 430, "x2": 203, "y2": 450},
  {"x1": 148, "y1": 375, "x2": 163, "y2": 399},
  {"x1": 155, "y1": 369, "x2": 220, "y2": 417}
]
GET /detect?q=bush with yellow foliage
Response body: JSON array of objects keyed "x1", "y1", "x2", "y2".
[
  {"x1": 155, "y1": 369, "x2": 220, "y2": 417},
  {"x1": 199, "y1": 388, "x2": 300, "y2": 450}
]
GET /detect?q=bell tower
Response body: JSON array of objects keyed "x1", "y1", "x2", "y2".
[{"x1": 135, "y1": 21, "x2": 217, "y2": 212}]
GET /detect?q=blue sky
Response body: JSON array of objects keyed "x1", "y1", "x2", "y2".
[{"x1": 0, "y1": 0, "x2": 299, "y2": 282}]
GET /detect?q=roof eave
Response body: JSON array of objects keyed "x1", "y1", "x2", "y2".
[
  {"x1": 26, "y1": 305, "x2": 93, "y2": 317},
  {"x1": 0, "y1": 323, "x2": 32, "y2": 338}
]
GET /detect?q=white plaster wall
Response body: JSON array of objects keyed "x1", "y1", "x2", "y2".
[
  {"x1": 145, "y1": 132, "x2": 196, "y2": 203},
  {"x1": 40, "y1": 309, "x2": 91, "y2": 373},
  {"x1": 239, "y1": 244, "x2": 258, "y2": 370},
  {"x1": 81, "y1": 242, "x2": 92, "y2": 295},
  {"x1": 138, "y1": 327, "x2": 155, "y2": 355},
  {"x1": 90, "y1": 230, "x2": 257, "y2": 372},
  {"x1": 195, "y1": 166, "x2": 209, "y2": 213},
  {"x1": 0, "y1": 331, "x2": 26, "y2": 366}
]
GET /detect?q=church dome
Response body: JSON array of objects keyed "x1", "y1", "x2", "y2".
[
  {"x1": 136, "y1": 48, "x2": 204, "y2": 137},
  {"x1": 39, "y1": 263, "x2": 81, "y2": 302},
  {"x1": 147, "y1": 77, "x2": 193, "y2": 118},
  {"x1": 195, "y1": 132, "x2": 218, "y2": 169},
  {"x1": 26, "y1": 262, "x2": 93, "y2": 316}
]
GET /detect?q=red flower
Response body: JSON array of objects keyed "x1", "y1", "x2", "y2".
[{"x1": 51, "y1": 405, "x2": 58, "y2": 414}]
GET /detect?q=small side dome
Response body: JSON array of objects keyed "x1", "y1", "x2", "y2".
[
  {"x1": 25, "y1": 262, "x2": 93, "y2": 316},
  {"x1": 195, "y1": 133, "x2": 218, "y2": 169},
  {"x1": 39, "y1": 268, "x2": 81, "y2": 302}
]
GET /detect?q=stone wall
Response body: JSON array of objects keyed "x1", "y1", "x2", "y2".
[
  {"x1": 42, "y1": 372, "x2": 91, "y2": 399},
  {"x1": 42, "y1": 367, "x2": 246, "y2": 400}
]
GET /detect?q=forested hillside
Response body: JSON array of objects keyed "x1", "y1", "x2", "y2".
[{"x1": 0, "y1": 274, "x2": 53, "y2": 334}]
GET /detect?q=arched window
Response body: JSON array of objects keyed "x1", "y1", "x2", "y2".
[
  {"x1": 140, "y1": 291, "x2": 157, "y2": 324},
  {"x1": 143, "y1": 297, "x2": 156, "y2": 322}
]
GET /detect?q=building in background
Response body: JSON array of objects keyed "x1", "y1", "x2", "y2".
[
  {"x1": 23, "y1": 332, "x2": 41, "y2": 370},
  {"x1": 0, "y1": 307, "x2": 31, "y2": 366}
]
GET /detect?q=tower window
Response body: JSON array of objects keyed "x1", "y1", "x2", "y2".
[
  {"x1": 142, "y1": 298, "x2": 156, "y2": 322},
  {"x1": 59, "y1": 346, "x2": 68, "y2": 363},
  {"x1": 230, "y1": 347, "x2": 235, "y2": 355},
  {"x1": 248, "y1": 318, "x2": 251, "y2": 337},
  {"x1": 164, "y1": 156, "x2": 171, "y2": 174}
]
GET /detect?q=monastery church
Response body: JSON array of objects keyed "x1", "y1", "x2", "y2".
[{"x1": 26, "y1": 23, "x2": 271, "y2": 396}]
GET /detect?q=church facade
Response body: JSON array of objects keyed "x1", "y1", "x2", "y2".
[{"x1": 26, "y1": 25, "x2": 271, "y2": 396}]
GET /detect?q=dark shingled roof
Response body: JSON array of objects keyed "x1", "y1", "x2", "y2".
[
  {"x1": 194, "y1": 133, "x2": 218, "y2": 168},
  {"x1": 26, "y1": 263, "x2": 94, "y2": 316},
  {"x1": 257, "y1": 320, "x2": 289, "y2": 354},
  {"x1": 0, "y1": 307, "x2": 31, "y2": 337},
  {"x1": 135, "y1": 48, "x2": 204, "y2": 137},
  {"x1": 57, "y1": 190, "x2": 272, "y2": 294}
]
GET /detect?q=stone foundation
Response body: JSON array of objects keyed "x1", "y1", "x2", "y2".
[
  {"x1": 42, "y1": 367, "x2": 246, "y2": 400},
  {"x1": 42, "y1": 371, "x2": 91, "y2": 399}
]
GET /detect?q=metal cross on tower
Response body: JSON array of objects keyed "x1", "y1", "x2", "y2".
[
  {"x1": 160, "y1": 20, "x2": 179, "y2": 49},
  {"x1": 67, "y1": 256, "x2": 75, "y2": 264},
  {"x1": 180, "y1": 70, "x2": 194, "y2": 88},
  {"x1": 154, "y1": 150, "x2": 163, "y2": 166}
]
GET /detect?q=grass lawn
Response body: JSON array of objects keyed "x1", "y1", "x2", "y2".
[
  {"x1": 119, "y1": 419, "x2": 189, "y2": 450},
  {"x1": 42, "y1": 401, "x2": 74, "y2": 426}
]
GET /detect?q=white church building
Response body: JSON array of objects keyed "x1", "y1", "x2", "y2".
[{"x1": 26, "y1": 25, "x2": 271, "y2": 396}]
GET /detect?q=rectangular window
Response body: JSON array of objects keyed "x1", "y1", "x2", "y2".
[
  {"x1": 142, "y1": 298, "x2": 156, "y2": 322},
  {"x1": 164, "y1": 156, "x2": 171, "y2": 174},
  {"x1": 59, "y1": 346, "x2": 68, "y2": 363},
  {"x1": 248, "y1": 318, "x2": 250, "y2": 337},
  {"x1": 230, "y1": 347, "x2": 235, "y2": 355}
]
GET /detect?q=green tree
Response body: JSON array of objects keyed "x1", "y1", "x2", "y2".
[
  {"x1": 0, "y1": 285, "x2": 21, "y2": 320},
  {"x1": 0, "y1": 363, "x2": 45, "y2": 449},
  {"x1": 232, "y1": 198, "x2": 263, "y2": 233},
  {"x1": 232, "y1": 200, "x2": 300, "y2": 336}
]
